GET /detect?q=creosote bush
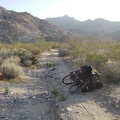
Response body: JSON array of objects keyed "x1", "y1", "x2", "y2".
[
  {"x1": 61, "y1": 38, "x2": 120, "y2": 84},
  {"x1": 100, "y1": 62, "x2": 120, "y2": 84}
]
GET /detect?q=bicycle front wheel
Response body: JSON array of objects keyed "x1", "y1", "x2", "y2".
[{"x1": 62, "y1": 74, "x2": 74, "y2": 85}]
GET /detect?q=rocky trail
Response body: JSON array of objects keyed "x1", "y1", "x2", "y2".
[{"x1": 0, "y1": 49, "x2": 120, "y2": 120}]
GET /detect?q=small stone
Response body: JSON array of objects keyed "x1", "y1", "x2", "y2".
[
  {"x1": 38, "y1": 117, "x2": 42, "y2": 120},
  {"x1": 32, "y1": 96, "x2": 36, "y2": 99},
  {"x1": 41, "y1": 112, "x2": 45, "y2": 115},
  {"x1": 66, "y1": 107, "x2": 72, "y2": 111},
  {"x1": 75, "y1": 111, "x2": 79, "y2": 114}
]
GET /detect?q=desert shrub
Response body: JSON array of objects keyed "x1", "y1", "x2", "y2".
[
  {"x1": 0, "y1": 48, "x2": 14, "y2": 59},
  {"x1": 59, "y1": 49, "x2": 70, "y2": 57},
  {"x1": 0, "y1": 57, "x2": 3, "y2": 65},
  {"x1": 46, "y1": 62, "x2": 55, "y2": 67},
  {"x1": 3, "y1": 56, "x2": 20, "y2": 65},
  {"x1": 85, "y1": 52, "x2": 108, "y2": 70},
  {"x1": 0, "y1": 62, "x2": 23, "y2": 79},
  {"x1": 33, "y1": 40, "x2": 61, "y2": 51},
  {"x1": 20, "y1": 55, "x2": 39, "y2": 66},
  {"x1": 107, "y1": 43, "x2": 120, "y2": 61},
  {"x1": 29, "y1": 56, "x2": 39, "y2": 65},
  {"x1": 50, "y1": 42, "x2": 61, "y2": 49},
  {"x1": 6, "y1": 42, "x2": 41, "y2": 55},
  {"x1": 51, "y1": 88, "x2": 59, "y2": 96},
  {"x1": 4, "y1": 87, "x2": 10, "y2": 94},
  {"x1": 29, "y1": 47, "x2": 41, "y2": 55},
  {"x1": 100, "y1": 62, "x2": 120, "y2": 84},
  {"x1": 23, "y1": 60, "x2": 32, "y2": 67},
  {"x1": 64, "y1": 39, "x2": 115, "y2": 67},
  {"x1": 59, "y1": 38, "x2": 120, "y2": 84},
  {"x1": 16, "y1": 48, "x2": 28, "y2": 57},
  {"x1": 59, "y1": 94, "x2": 66, "y2": 101}
]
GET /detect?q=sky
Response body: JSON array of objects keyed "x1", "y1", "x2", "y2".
[{"x1": 0, "y1": 0, "x2": 120, "y2": 21}]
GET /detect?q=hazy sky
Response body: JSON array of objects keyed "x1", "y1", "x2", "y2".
[{"x1": 0, "y1": 0, "x2": 120, "y2": 21}]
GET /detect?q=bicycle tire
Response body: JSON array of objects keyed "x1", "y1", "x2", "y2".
[
  {"x1": 62, "y1": 74, "x2": 74, "y2": 85},
  {"x1": 69, "y1": 83, "x2": 80, "y2": 93}
]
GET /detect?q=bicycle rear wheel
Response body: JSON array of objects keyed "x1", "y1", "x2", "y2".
[
  {"x1": 62, "y1": 74, "x2": 74, "y2": 85},
  {"x1": 69, "y1": 83, "x2": 80, "y2": 93}
]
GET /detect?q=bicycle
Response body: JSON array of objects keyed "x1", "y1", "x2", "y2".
[{"x1": 62, "y1": 70, "x2": 102, "y2": 93}]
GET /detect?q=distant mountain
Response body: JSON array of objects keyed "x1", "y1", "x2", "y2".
[
  {"x1": 46, "y1": 15, "x2": 120, "y2": 40},
  {"x1": 46, "y1": 15, "x2": 81, "y2": 29},
  {"x1": 0, "y1": 7, "x2": 71, "y2": 43}
]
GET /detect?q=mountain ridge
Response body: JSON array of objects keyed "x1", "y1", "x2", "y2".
[
  {"x1": 0, "y1": 6, "x2": 71, "y2": 43},
  {"x1": 46, "y1": 15, "x2": 120, "y2": 40}
]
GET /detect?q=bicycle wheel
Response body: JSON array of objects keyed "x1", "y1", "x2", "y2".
[
  {"x1": 69, "y1": 83, "x2": 80, "y2": 93},
  {"x1": 62, "y1": 74, "x2": 74, "y2": 85}
]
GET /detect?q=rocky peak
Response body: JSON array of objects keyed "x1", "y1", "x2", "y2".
[{"x1": 0, "y1": 6, "x2": 71, "y2": 43}]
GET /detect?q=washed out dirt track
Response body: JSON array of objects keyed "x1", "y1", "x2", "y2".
[{"x1": 0, "y1": 49, "x2": 120, "y2": 120}]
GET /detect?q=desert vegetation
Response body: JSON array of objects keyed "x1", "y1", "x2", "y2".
[
  {"x1": 0, "y1": 40, "x2": 60, "y2": 81},
  {"x1": 59, "y1": 38, "x2": 120, "y2": 84},
  {"x1": 0, "y1": 38, "x2": 120, "y2": 84}
]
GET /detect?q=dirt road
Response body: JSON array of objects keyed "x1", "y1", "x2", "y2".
[{"x1": 0, "y1": 49, "x2": 120, "y2": 120}]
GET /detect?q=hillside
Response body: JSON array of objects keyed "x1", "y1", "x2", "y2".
[
  {"x1": 46, "y1": 15, "x2": 120, "y2": 40},
  {"x1": 0, "y1": 6, "x2": 70, "y2": 43}
]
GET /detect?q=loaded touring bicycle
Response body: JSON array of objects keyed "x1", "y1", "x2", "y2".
[{"x1": 62, "y1": 65, "x2": 103, "y2": 93}]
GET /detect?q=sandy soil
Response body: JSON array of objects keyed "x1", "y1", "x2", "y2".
[{"x1": 0, "y1": 49, "x2": 120, "y2": 120}]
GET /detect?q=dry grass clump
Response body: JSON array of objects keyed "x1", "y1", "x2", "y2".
[
  {"x1": 3, "y1": 56, "x2": 20, "y2": 64},
  {"x1": 0, "y1": 62, "x2": 24, "y2": 79},
  {"x1": 29, "y1": 47, "x2": 41, "y2": 55}
]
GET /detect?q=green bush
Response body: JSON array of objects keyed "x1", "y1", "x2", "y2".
[
  {"x1": 59, "y1": 94, "x2": 66, "y2": 101},
  {"x1": 29, "y1": 56, "x2": 39, "y2": 65},
  {"x1": 46, "y1": 62, "x2": 55, "y2": 67},
  {"x1": 100, "y1": 62, "x2": 120, "y2": 84},
  {"x1": 20, "y1": 55, "x2": 39, "y2": 66},
  {"x1": 0, "y1": 62, "x2": 23, "y2": 79},
  {"x1": 60, "y1": 38, "x2": 120, "y2": 84},
  {"x1": 51, "y1": 88, "x2": 59, "y2": 96},
  {"x1": 85, "y1": 52, "x2": 108, "y2": 70}
]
